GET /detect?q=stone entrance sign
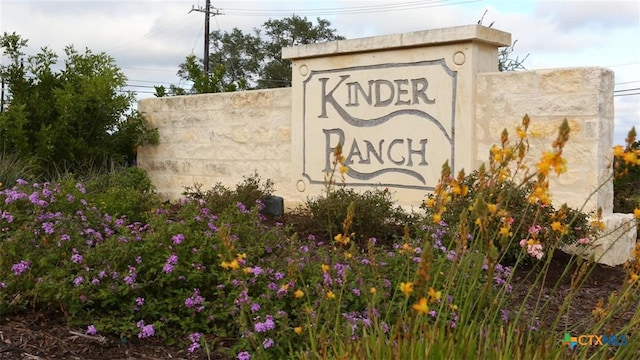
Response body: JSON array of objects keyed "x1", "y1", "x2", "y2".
[
  {"x1": 283, "y1": 25, "x2": 511, "y2": 203},
  {"x1": 300, "y1": 60, "x2": 456, "y2": 191},
  {"x1": 137, "y1": 25, "x2": 636, "y2": 266}
]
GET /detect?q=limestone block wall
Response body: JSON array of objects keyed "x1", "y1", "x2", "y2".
[
  {"x1": 475, "y1": 67, "x2": 615, "y2": 214},
  {"x1": 137, "y1": 89, "x2": 294, "y2": 201}
]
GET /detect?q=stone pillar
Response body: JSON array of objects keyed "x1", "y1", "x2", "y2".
[{"x1": 283, "y1": 25, "x2": 511, "y2": 207}]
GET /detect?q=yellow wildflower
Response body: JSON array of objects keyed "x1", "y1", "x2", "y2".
[
  {"x1": 228, "y1": 259, "x2": 240, "y2": 270},
  {"x1": 242, "y1": 267, "x2": 252, "y2": 275},
  {"x1": 428, "y1": 287, "x2": 442, "y2": 302},
  {"x1": 370, "y1": 287, "x2": 377, "y2": 295},
  {"x1": 536, "y1": 151, "x2": 553, "y2": 176},
  {"x1": 236, "y1": 253, "x2": 247, "y2": 260},
  {"x1": 327, "y1": 291, "x2": 336, "y2": 300},
  {"x1": 343, "y1": 251, "x2": 352, "y2": 260},
  {"x1": 590, "y1": 220, "x2": 606, "y2": 231},
  {"x1": 412, "y1": 297, "x2": 429, "y2": 315},
  {"x1": 551, "y1": 221, "x2": 564, "y2": 232},
  {"x1": 321, "y1": 264, "x2": 329, "y2": 273},
  {"x1": 399, "y1": 282, "x2": 414, "y2": 297},
  {"x1": 634, "y1": 208, "x2": 640, "y2": 219},
  {"x1": 334, "y1": 233, "x2": 350, "y2": 245},
  {"x1": 499, "y1": 225, "x2": 511, "y2": 237},
  {"x1": 294, "y1": 327, "x2": 303, "y2": 335},
  {"x1": 487, "y1": 204, "x2": 497, "y2": 214},
  {"x1": 432, "y1": 213, "x2": 442, "y2": 224},
  {"x1": 294, "y1": 289, "x2": 304, "y2": 299},
  {"x1": 613, "y1": 145, "x2": 624, "y2": 158},
  {"x1": 221, "y1": 260, "x2": 239, "y2": 270},
  {"x1": 424, "y1": 197, "x2": 436, "y2": 208},
  {"x1": 623, "y1": 151, "x2": 638, "y2": 165}
]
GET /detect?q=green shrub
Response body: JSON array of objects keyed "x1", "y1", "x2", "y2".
[
  {"x1": 613, "y1": 136, "x2": 640, "y2": 214},
  {"x1": 182, "y1": 171, "x2": 274, "y2": 215},
  {"x1": 294, "y1": 187, "x2": 412, "y2": 247},
  {"x1": 48, "y1": 167, "x2": 161, "y2": 223},
  {"x1": 421, "y1": 170, "x2": 592, "y2": 265}
]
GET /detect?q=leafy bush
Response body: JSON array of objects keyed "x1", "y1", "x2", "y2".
[
  {"x1": 182, "y1": 171, "x2": 275, "y2": 215},
  {"x1": 613, "y1": 130, "x2": 640, "y2": 213},
  {"x1": 613, "y1": 128, "x2": 640, "y2": 239},
  {"x1": 294, "y1": 187, "x2": 412, "y2": 247},
  {"x1": 421, "y1": 170, "x2": 592, "y2": 265},
  {"x1": 420, "y1": 117, "x2": 598, "y2": 267}
]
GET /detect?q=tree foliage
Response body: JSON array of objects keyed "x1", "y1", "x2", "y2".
[
  {"x1": 0, "y1": 32, "x2": 158, "y2": 176},
  {"x1": 166, "y1": 15, "x2": 344, "y2": 95}
]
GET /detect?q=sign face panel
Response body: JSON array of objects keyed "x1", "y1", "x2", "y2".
[{"x1": 301, "y1": 60, "x2": 457, "y2": 190}]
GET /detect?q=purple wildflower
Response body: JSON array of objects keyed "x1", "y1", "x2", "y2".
[
  {"x1": 172, "y1": 233, "x2": 185, "y2": 245},
  {"x1": 250, "y1": 303, "x2": 261, "y2": 313},
  {"x1": 254, "y1": 315, "x2": 275, "y2": 333},
  {"x1": 237, "y1": 351, "x2": 251, "y2": 360},
  {"x1": 71, "y1": 248, "x2": 83, "y2": 264},
  {"x1": 262, "y1": 338, "x2": 274, "y2": 349},
  {"x1": 86, "y1": 325, "x2": 97, "y2": 335},
  {"x1": 11, "y1": 260, "x2": 31, "y2": 276},
  {"x1": 74, "y1": 276, "x2": 84, "y2": 286},
  {"x1": 136, "y1": 321, "x2": 155, "y2": 339},
  {"x1": 236, "y1": 202, "x2": 249, "y2": 213}
]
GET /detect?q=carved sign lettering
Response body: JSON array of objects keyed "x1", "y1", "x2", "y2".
[{"x1": 301, "y1": 60, "x2": 457, "y2": 190}]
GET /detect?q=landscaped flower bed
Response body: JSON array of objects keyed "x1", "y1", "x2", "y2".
[{"x1": 1, "y1": 119, "x2": 639, "y2": 359}]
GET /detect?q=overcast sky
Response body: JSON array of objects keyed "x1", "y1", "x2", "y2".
[{"x1": 1, "y1": 0, "x2": 639, "y2": 145}]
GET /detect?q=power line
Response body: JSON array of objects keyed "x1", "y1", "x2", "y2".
[
  {"x1": 220, "y1": 0, "x2": 481, "y2": 16},
  {"x1": 614, "y1": 87, "x2": 640, "y2": 93}
]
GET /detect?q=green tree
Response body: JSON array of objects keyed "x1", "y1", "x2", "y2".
[
  {"x1": 171, "y1": 15, "x2": 344, "y2": 94},
  {"x1": 257, "y1": 15, "x2": 345, "y2": 89},
  {"x1": 0, "y1": 32, "x2": 158, "y2": 176}
]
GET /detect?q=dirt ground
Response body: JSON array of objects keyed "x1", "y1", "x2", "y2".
[{"x1": 0, "y1": 249, "x2": 634, "y2": 359}]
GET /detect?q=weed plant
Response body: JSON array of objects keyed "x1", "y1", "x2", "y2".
[{"x1": 0, "y1": 117, "x2": 639, "y2": 359}]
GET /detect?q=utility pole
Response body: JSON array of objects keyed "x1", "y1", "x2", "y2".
[
  {"x1": 0, "y1": 78, "x2": 5, "y2": 112},
  {"x1": 190, "y1": 1, "x2": 222, "y2": 76}
]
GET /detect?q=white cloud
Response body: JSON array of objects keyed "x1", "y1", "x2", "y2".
[
  {"x1": 535, "y1": 0, "x2": 640, "y2": 30},
  {"x1": 1, "y1": 0, "x2": 638, "y2": 144}
]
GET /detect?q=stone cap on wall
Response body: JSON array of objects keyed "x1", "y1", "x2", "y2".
[{"x1": 282, "y1": 25, "x2": 511, "y2": 60}]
